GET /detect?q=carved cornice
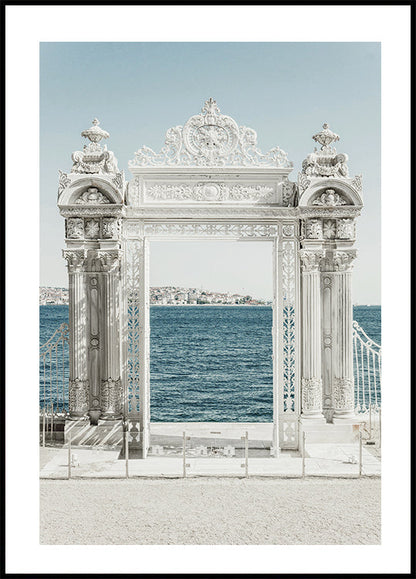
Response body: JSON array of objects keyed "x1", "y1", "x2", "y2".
[
  {"x1": 299, "y1": 249, "x2": 325, "y2": 272},
  {"x1": 60, "y1": 206, "x2": 123, "y2": 218},
  {"x1": 299, "y1": 206, "x2": 361, "y2": 218}
]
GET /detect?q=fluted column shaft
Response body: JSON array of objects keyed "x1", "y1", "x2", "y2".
[
  {"x1": 64, "y1": 250, "x2": 89, "y2": 419},
  {"x1": 332, "y1": 251, "x2": 356, "y2": 420},
  {"x1": 98, "y1": 250, "x2": 122, "y2": 420},
  {"x1": 300, "y1": 250, "x2": 325, "y2": 421}
]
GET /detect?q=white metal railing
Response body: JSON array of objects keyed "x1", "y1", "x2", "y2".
[
  {"x1": 40, "y1": 322, "x2": 69, "y2": 416},
  {"x1": 353, "y1": 320, "x2": 381, "y2": 412}
]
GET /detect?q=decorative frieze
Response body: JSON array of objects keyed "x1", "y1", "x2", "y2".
[
  {"x1": 145, "y1": 182, "x2": 276, "y2": 203},
  {"x1": 143, "y1": 223, "x2": 279, "y2": 238}
]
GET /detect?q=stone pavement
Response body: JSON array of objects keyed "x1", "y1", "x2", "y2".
[{"x1": 40, "y1": 421, "x2": 380, "y2": 479}]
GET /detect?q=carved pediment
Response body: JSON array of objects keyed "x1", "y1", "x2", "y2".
[
  {"x1": 75, "y1": 187, "x2": 111, "y2": 205},
  {"x1": 129, "y1": 98, "x2": 293, "y2": 169}
]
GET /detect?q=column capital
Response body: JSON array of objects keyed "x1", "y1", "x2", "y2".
[
  {"x1": 299, "y1": 249, "x2": 325, "y2": 272},
  {"x1": 97, "y1": 249, "x2": 122, "y2": 272},
  {"x1": 63, "y1": 249, "x2": 87, "y2": 272},
  {"x1": 332, "y1": 249, "x2": 357, "y2": 272}
]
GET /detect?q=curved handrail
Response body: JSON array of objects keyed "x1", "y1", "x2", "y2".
[
  {"x1": 40, "y1": 323, "x2": 69, "y2": 354},
  {"x1": 352, "y1": 320, "x2": 381, "y2": 352}
]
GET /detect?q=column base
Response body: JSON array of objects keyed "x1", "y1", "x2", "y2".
[
  {"x1": 333, "y1": 410, "x2": 357, "y2": 422},
  {"x1": 100, "y1": 412, "x2": 123, "y2": 421},
  {"x1": 301, "y1": 413, "x2": 326, "y2": 424},
  {"x1": 67, "y1": 413, "x2": 88, "y2": 421}
]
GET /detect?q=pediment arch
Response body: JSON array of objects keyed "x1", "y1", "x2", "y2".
[
  {"x1": 299, "y1": 178, "x2": 363, "y2": 208},
  {"x1": 58, "y1": 176, "x2": 124, "y2": 207}
]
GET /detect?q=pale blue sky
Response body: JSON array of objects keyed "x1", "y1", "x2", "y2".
[{"x1": 40, "y1": 42, "x2": 380, "y2": 303}]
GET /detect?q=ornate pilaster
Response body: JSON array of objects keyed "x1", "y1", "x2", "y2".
[
  {"x1": 331, "y1": 250, "x2": 356, "y2": 420},
  {"x1": 63, "y1": 249, "x2": 89, "y2": 419},
  {"x1": 98, "y1": 249, "x2": 123, "y2": 420},
  {"x1": 299, "y1": 249, "x2": 325, "y2": 421}
]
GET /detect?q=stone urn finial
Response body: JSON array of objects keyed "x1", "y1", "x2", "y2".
[
  {"x1": 312, "y1": 123, "x2": 340, "y2": 150},
  {"x1": 81, "y1": 118, "x2": 110, "y2": 143}
]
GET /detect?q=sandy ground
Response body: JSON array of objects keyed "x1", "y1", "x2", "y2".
[{"x1": 40, "y1": 478, "x2": 380, "y2": 545}]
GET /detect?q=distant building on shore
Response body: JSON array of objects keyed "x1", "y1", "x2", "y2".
[{"x1": 39, "y1": 285, "x2": 270, "y2": 306}]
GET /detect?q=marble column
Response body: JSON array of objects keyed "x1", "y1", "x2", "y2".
[
  {"x1": 332, "y1": 250, "x2": 357, "y2": 421},
  {"x1": 63, "y1": 249, "x2": 89, "y2": 419},
  {"x1": 300, "y1": 249, "x2": 325, "y2": 422},
  {"x1": 99, "y1": 249, "x2": 123, "y2": 420}
]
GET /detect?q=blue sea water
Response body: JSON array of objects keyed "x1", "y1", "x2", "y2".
[{"x1": 39, "y1": 304, "x2": 381, "y2": 421}]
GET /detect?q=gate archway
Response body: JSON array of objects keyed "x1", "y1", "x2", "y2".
[{"x1": 58, "y1": 100, "x2": 363, "y2": 457}]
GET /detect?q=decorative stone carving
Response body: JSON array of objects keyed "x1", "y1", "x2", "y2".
[
  {"x1": 299, "y1": 250, "x2": 324, "y2": 272},
  {"x1": 96, "y1": 249, "x2": 122, "y2": 272},
  {"x1": 102, "y1": 217, "x2": 120, "y2": 239},
  {"x1": 300, "y1": 123, "x2": 349, "y2": 178},
  {"x1": 101, "y1": 378, "x2": 123, "y2": 415},
  {"x1": 301, "y1": 378, "x2": 323, "y2": 411},
  {"x1": 332, "y1": 250, "x2": 357, "y2": 272},
  {"x1": 282, "y1": 224, "x2": 295, "y2": 237},
  {"x1": 281, "y1": 180, "x2": 297, "y2": 206},
  {"x1": 71, "y1": 119, "x2": 120, "y2": 174},
  {"x1": 351, "y1": 174, "x2": 362, "y2": 192},
  {"x1": 305, "y1": 219, "x2": 322, "y2": 239},
  {"x1": 66, "y1": 218, "x2": 84, "y2": 239},
  {"x1": 62, "y1": 249, "x2": 87, "y2": 270},
  {"x1": 69, "y1": 378, "x2": 89, "y2": 415},
  {"x1": 323, "y1": 220, "x2": 336, "y2": 239},
  {"x1": 58, "y1": 170, "x2": 71, "y2": 197},
  {"x1": 333, "y1": 378, "x2": 354, "y2": 410},
  {"x1": 129, "y1": 98, "x2": 292, "y2": 168},
  {"x1": 84, "y1": 219, "x2": 100, "y2": 239},
  {"x1": 145, "y1": 182, "x2": 275, "y2": 203},
  {"x1": 298, "y1": 172, "x2": 311, "y2": 194},
  {"x1": 336, "y1": 218, "x2": 355, "y2": 240},
  {"x1": 143, "y1": 223, "x2": 279, "y2": 238},
  {"x1": 312, "y1": 189, "x2": 347, "y2": 207},
  {"x1": 75, "y1": 187, "x2": 111, "y2": 205}
]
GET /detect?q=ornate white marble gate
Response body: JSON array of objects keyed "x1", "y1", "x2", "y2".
[{"x1": 57, "y1": 99, "x2": 363, "y2": 457}]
